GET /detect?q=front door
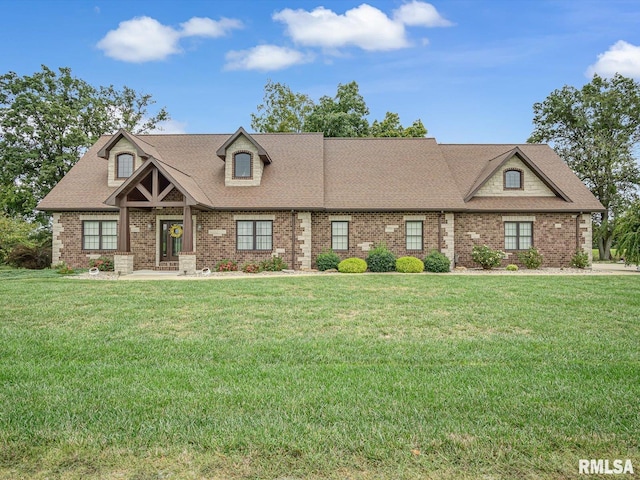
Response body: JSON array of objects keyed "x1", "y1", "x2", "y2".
[{"x1": 161, "y1": 220, "x2": 183, "y2": 262}]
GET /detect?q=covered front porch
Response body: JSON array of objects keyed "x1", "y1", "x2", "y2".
[{"x1": 106, "y1": 158, "x2": 207, "y2": 275}]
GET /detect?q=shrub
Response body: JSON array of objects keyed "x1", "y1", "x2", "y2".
[
  {"x1": 89, "y1": 256, "x2": 114, "y2": 272},
  {"x1": 216, "y1": 259, "x2": 238, "y2": 272},
  {"x1": 6, "y1": 243, "x2": 51, "y2": 269},
  {"x1": 396, "y1": 256, "x2": 424, "y2": 273},
  {"x1": 338, "y1": 258, "x2": 367, "y2": 273},
  {"x1": 570, "y1": 250, "x2": 590, "y2": 269},
  {"x1": 242, "y1": 262, "x2": 261, "y2": 274},
  {"x1": 366, "y1": 243, "x2": 396, "y2": 272},
  {"x1": 518, "y1": 247, "x2": 543, "y2": 269},
  {"x1": 316, "y1": 249, "x2": 341, "y2": 271},
  {"x1": 506, "y1": 264, "x2": 519, "y2": 271},
  {"x1": 471, "y1": 245, "x2": 506, "y2": 270},
  {"x1": 423, "y1": 250, "x2": 450, "y2": 273},
  {"x1": 260, "y1": 256, "x2": 288, "y2": 271},
  {"x1": 53, "y1": 261, "x2": 74, "y2": 275},
  {"x1": 0, "y1": 215, "x2": 38, "y2": 264}
]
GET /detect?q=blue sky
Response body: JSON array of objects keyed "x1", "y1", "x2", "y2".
[{"x1": 2, "y1": 0, "x2": 640, "y2": 143}]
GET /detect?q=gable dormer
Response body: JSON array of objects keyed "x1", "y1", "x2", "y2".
[
  {"x1": 216, "y1": 127, "x2": 272, "y2": 187},
  {"x1": 465, "y1": 147, "x2": 570, "y2": 202},
  {"x1": 98, "y1": 129, "x2": 155, "y2": 188}
]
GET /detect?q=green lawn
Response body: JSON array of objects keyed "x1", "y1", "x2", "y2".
[{"x1": 0, "y1": 274, "x2": 638, "y2": 479}]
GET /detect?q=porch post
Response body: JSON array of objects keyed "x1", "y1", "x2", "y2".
[
  {"x1": 118, "y1": 205, "x2": 130, "y2": 252},
  {"x1": 178, "y1": 204, "x2": 196, "y2": 275},
  {"x1": 114, "y1": 205, "x2": 134, "y2": 275},
  {"x1": 182, "y1": 204, "x2": 193, "y2": 252}
]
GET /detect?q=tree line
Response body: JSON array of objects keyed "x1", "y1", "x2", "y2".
[
  {"x1": 250, "y1": 80, "x2": 427, "y2": 138},
  {"x1": 1, "y1": 66, "x2": 639, "y2": 265}
]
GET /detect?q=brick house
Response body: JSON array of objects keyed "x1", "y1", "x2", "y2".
[{"x1": 37, "y1": 127, "x2": 604, "y2": 273}]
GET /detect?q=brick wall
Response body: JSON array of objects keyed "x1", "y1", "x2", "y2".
[
  {"x1": 310, "y1": 212, "x2": 440, "y2": 267},
  {"x1": 56, "y1": 212, "x2": 119, "y2": 268},
  {"x1": 454, "y1": 212, "x2": 590, "y2": 268},
  {"x1": 57, "y1": 210, "x2": 592, "y2": 271}
]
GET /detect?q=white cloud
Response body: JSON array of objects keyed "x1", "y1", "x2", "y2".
[
  {"x1": 393, "y1": 1, "x2": 452, "y2": 27},
  {"x1": 180, "y1": 17, "x2": 242, "y2": 38},
  {"x1": 273, "y1": 4, "x2": 407, "y2": 51},
  {"x1": 586, "y1": 40, "x2": 640, "y2": 79},
  {"x1": 224, "y1": 45, "x2": 313, "y2": 71},
  {"x1": 97, "y1": 16, "x2": 181, "y2": 62},
  {"x1": 272, "y1": 2, "x2": 451, "y2": 52},
  {"x1": 97, "y1": 15, "x2": 243, "y2": 62}
]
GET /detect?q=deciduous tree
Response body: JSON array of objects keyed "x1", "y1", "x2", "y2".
[
  {"x1": 370, "y1": 112, "x2": 427, "y2": 137},
  {"x1": 615, "y1": 200, "x2": 640, "y2": 266},
  {"x1": 250, "y1": 80, "x2": 427, "y2": 138},
  {"x1": 0, "y1": 65, "x2": 169, "y2": 222},
  {"x1": 305, "y1": 81, "x2": 370, "y2": 137},
  {"x1": 528, "y1": 74, "x2": 640, "y2": 260},
  {"x1": 250, "y1": 80, "x2": 313, "y2": 133}
]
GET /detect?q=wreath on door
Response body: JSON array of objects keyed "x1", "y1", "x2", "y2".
[{"x1": 169, "y1": 224, "x2": 183, "y2": 238}]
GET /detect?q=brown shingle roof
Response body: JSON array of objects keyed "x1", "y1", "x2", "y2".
[
  {"x1": 37, "y1": 132, "x2": 604, "y2": 213},
  {"x1": 441, "y1": 144, "x2": 604, "y2": 212}
]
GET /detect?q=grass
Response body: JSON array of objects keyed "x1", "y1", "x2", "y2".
[
  {"x1": 0, "y1": 273, "x2": 639, "y2": 479},
  {"x1": 592, "y1": 248, "x2": 621, "y2": 262}
]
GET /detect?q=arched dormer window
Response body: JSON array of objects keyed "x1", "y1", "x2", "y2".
[
  {"x1": 116, "y1": 153, "x2": 134, "y2": 178},
  {"x1": 233, "y1": 152, "x2": 252, "y2": 179},
  {"x1": 504, "y1": 169, "x2": 523, "y2": 190}
]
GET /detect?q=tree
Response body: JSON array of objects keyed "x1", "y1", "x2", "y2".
[
  {"x1": 305, "y1": 81, "x2": 370, "y2": 137},
  {"x1": 370, "y1": 112, "x2": 427, "y2": 137},
  {"x1": 0, "y1": 65, "x2": 169, "y2": 222},
  {"x1": 250, "y1": 80, "x2": 427, "y2": 138},
  {"x1": 528, "y1": 74, "x2": 640, "y2": 260},
  {"x1": 615, "y1": 200, "x2": 640, "y2": 266},
  {"x1": 250, "y1": 80, "x2": 314, "y2": 133}
]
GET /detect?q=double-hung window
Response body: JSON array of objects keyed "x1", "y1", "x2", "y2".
[
  {"x1": 504, "y1": 169, "x2": 522, "y2": 189},
  {"x1": 504, "y1": 221, "x2": 532, "y2": 250},
  {"x1": 233, "y1": 152, "x2": 252, "y2": 179},
  {"x1": 331, "y1": 221, "x2": 349, "y2": 250},
  {"x1": 406, "y1": 221, "x2": 423, "y2": 250},
  {"x1": 116, "y1": 153, "x2": 134, "y2": 178},
  {"x1": 83, "y1": 220, "x2": 117, "y2": 250},
  {"x1": 237, "y1": 220, "x2": 272, "y2": 250}
]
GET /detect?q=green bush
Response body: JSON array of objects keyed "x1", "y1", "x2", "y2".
[
  {"x1": 338, "y1": 258, "x2": 367, "y2": 273},
  {"x1": 396, "y1": 256, "x2": 424, "y2": 273},
  {"x1": 260, "y1": 256, "x2": 288, "y2": 271},
  {"x1": 570, "y1": 250, "x2": 590, "y2": 269},
  {"x1": 89, "y1": 256, "x2": 114, "y2": 272},
  {"x1": 506, "y1": 264, "x2": 519, "y2": 271},
  {"x1": 316, "y1": 249, "x2": 341, "y2": 271},
  {"x1": 366, "y1": 243, "x2": 396, "y2": 272},
  {"x1": 0, "y1": 215, "x2": 50, "y2": 265},
  {"x1": 215, "y1": 259, "x2": 238, "y2": 272},
  {"x1": 53, "y1": 261, "x2": 74, "y2": 275},
  {"x1": 6, "y1": 243, "x2": 51, "y2": 269},
  {"x1": 423, "y1": 250, "x2": 450, "y2": 273},
  {"x1": 471, "y1": 245, "x2": 506, "y2": 270},
  {"x1": 518, "y1": 247, "x2": 543, "y2": 269}
]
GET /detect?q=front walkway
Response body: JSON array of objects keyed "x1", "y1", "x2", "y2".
[{"x1": 73, "y1": 262, "x2": 640, "y2": 281}]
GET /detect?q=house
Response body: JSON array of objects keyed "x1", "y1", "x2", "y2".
[{"x1": 37, "y1": 127, "x2": 604, "y2": 273}]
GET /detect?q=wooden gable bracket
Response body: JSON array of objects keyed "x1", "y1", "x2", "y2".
[{"x1": 105, "y1": 158, "x2": 198, "y2": 208}]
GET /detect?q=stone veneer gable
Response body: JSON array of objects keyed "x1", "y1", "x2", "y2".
[
  {"x1": 475, "y1": 155, "x2": 556, "y2": 197},
  {"x1": 224, "y1": 135, "x2": 264, "y2": 187},
  {"x1": 107, "y1": 137, "x2": 143, "y2": 188}
]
